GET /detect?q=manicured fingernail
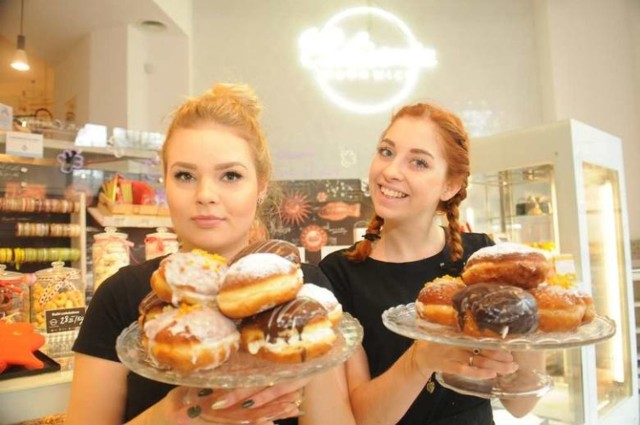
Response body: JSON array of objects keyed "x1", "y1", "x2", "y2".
[
  {"x1": 242, "y1": 399, "x2": 255, "y2": 408},
  {"x1": 187, "y1": 405, "x2": 202, "y2": 418},
  {"x1": 197, "y1": 388, "x2": 213, "y2": 397},
  {"x1": 210, "y1": 399, "x2": 228, "y2": 410}
]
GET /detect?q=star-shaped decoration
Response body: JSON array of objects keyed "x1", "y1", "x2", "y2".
[{"x1": 0, "y1": 321, "x2": 45, "y2": 373}]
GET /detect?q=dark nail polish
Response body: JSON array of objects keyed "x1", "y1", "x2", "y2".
[
  {"x1": 187, "y1": 405, "x2": 202, "y2": 418},
  {"x1": 197, "y1": 388, "x2": 214, "y2": 397},
  {"x1": 242, "y1": 399, "x2": 255, "y2": 408}
]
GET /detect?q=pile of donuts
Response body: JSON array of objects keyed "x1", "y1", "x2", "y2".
[
  {"x1": 138, "y1": 240, "x2": 343, "y2": 374},
  {"x1": 415, "y1": 243, "x2": 596, "y2": 338}
]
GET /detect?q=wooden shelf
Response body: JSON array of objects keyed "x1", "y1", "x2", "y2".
[{"x1": 88, "y1": 206, "x2": 172, "y2": 229}]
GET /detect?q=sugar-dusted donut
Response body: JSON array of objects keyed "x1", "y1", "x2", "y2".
[
  {"x1": 415, "y1": 275, "x2": 465, "y2": 327},
  {"x1": 150, "y1": 250, "x2": 228, "y2": 306},
  {"x1": 461, "y1": 243, "x2": 550, "y2": 289},
  {"x1": 230, "y1": 239, "x2": 301, "y2": 265},
  {"x1": 452, "y1": 283, "x2": 539, "y2": 338},
  {"x1": 239, "y1": 298, "x2": 336, "y2": 363},
  {"x1": 296, "y1": 283, "x2": 343, "y2": 326},
  {"x1": 142, "y1": 303, "x2": 239, "y2": 374},
  {"x1": 217, "y1": 253, "x2": 303, "y2": 319},
  {"x1": 529, "y1": 285, "x2": 586, "y2": 332}
]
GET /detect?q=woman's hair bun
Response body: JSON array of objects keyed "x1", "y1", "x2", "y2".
[{"x1": 208, "y1": 83, "x2": 262, "y2": 120}]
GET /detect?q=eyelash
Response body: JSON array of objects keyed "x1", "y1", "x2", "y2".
[
  {"x1": 377, "y1": 146, "x2": 429, "y2": 169},
  {"x1": 173, "y1": 171, "x2": 194, "y2": 182},
  {"x1": 172, "y1": 170, "x2": 243, "y2": 183}
]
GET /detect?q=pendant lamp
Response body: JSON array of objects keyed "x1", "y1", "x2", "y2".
[{"x1": 10, "y1": 0, "x2": 30, "y2": 71}]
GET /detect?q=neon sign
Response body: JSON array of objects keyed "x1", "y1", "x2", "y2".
[{"x1": 299, "y1": 7, "x2": 437, "y2": 114}]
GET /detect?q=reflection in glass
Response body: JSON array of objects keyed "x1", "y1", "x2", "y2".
[{"x1": 582, "y1": 163, "x2": 632, "y2": 417}]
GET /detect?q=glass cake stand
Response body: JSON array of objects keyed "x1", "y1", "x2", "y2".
[
  {"x1": 117, "y1": 313, "x2": 363, "y2": 424},
  {"x1": 116, "y1": 312, "x2": 363, "y2": 388},
  {"x1": 382, "y1": 303, "x2": 616, "y2": 399}
]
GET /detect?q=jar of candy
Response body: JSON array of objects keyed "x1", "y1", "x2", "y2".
[
  {"x1": 145, "y1": 227, "x2": 179, "y2": 260},
  {"x1": 31, "y1": 261, "x2": 84, "y2": 333},
  {"x1": 92, "y1": 227, "x2": 131, "y2": 291},
  {"x1": 0, "y1": 265, "x2": 29, "y2": 322}
]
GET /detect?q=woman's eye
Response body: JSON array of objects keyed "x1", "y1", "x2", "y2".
[
  {"x1": 413, "y1": 159, "x2": 429, "y2": 169},
  {"x1": 222, "y1": 171, "x2": 242, "y2": 182},
  {"x1": 173, "y1": 171, "x2": 195, "y2": 182},
  {"x1": 377, "y1": 147, "x2": 393, "y2": 157}
]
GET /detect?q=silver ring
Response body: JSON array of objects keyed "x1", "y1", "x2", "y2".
[{"x1": 473, "y1": 348, "x2": 481, "y2": 356}]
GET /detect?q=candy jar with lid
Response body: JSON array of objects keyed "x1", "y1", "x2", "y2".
[
  {"x1": 0, "y1": 265, "x2": 29, "y2": 322},
  {"x1": 92, "y1": 226, "x2": 131, "y2": 291},
  {"x1": 144, "y1": 227, "x2": 179, "y2": 260},
  {"x1": 31, "y1": 261, "x2": 84, "y2": 333}
]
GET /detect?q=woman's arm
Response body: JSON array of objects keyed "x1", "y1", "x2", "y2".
[
  {"x1": 499, "y1": 351, "x2": 546, "y2": 418},
  {"x1": 299, "y1": 364, "x2": 355, "y2": 425},
  {"x1": 345, "y1": 342, "x2": 517, "y2": 425},
  {"x1": 66, "y1": 353, "x2": 129, "y2": 425}
]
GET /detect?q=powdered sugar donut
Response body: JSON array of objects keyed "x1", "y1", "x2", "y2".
[
  {"x1": 217, "y1": 253, "x2": 303, "y2": 319},
  {"x1": 150, "y1": 250, "x2": 228, "y2": 306},
  {"x1": 231, "y1": 239, "x2": 301, "y2": 265},
  {"x1": 142, "y1": 304, "x2": 239, "y2": 374},
  {"x1": 297, "y1": 283, "x2": 343, "y2": 326},
  {"x1": 461, "y1": 243, "x2": 550, "y2": 289},
  {"x1": 415, "y1": 275, "x2": 465, "y2": 327}
]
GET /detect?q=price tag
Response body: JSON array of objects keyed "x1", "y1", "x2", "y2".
[
  {"x1": 45, "y1": 307, "x2": 86, "y2": 333},
  {"x1": 6, "y1": 131, "x2": 44, "y2": 158}
]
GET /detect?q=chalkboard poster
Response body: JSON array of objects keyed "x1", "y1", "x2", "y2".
[{"x1": 267, "y1": 179, "x2": 374, "y2": 264}]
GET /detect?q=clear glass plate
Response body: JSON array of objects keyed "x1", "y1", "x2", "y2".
[
  {"x1": 435, "y1": 369, "x2": 554, "y2": 399},
  {"x1": 116, "y1": 313, "x2": 363, "y2": 388},
  {"x1": 382, "y1": 303, "x2": 616, "y2": 350}
]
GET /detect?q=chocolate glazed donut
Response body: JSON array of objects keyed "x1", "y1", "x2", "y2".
[
  {"x1": 453, "y1": 284, "x2": 539, "y2": 338},
  {"x1": 240, "y1": 297, "x2": 336, "y2": 362}
]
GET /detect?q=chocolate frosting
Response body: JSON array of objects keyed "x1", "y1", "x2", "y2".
[
  {"x1": 453, "y1": 283, "x2": 538, "y2": 336},
  {"x1": 231, "y1": 239, "x2": 301, "y2": 265},
  {"x1": 243, "y1": 297, "x2": 327, "y2": 344}
]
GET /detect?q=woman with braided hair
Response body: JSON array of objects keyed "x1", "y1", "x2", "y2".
[{"x1": 319, "y1": 102, "x2": 543, "y2": 424}]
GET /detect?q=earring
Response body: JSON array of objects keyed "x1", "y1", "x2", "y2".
[{"x1": 257, "y1": 197, "x2": 264, "y2": 206}]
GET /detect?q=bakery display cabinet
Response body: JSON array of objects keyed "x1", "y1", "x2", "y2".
[{"x1": 463, "y1": 119, "x2": 638, "y2": 424}]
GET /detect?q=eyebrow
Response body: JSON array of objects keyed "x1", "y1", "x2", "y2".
[
  {"x1": 169, "y1": 161, "x2": 249, "y2": 171},
  {"x1": 380, "y1": 138, "x2": 434, "y2": 159}
]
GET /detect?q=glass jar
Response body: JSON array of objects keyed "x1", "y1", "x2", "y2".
[
  {"x1": 92, "y1": 227, "x2": 131, "y2": 290},
  {"x1": 0, "y1": 265, "x2": 29, "y2": 322},
  {"x1": 31, "y1": 261, "x2": 84, "y2": 333},
  {"x1": 144, "y1": 227, "x2": 179, "y2": 260}
]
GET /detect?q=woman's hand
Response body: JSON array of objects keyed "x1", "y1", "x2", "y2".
[
  {"x1": 135, "y1": 379, "x2": 309, "y2": 425},
  {"x1": 410, "y1": 341, "x2": 518, "y2": 380}
]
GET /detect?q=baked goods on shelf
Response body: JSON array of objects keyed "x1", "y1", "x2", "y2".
[
  {"x1": 150, "y1": 250, "x2": 228, "y2": 306},
  {"x1": 415, "y1": 275, "x2": 465, "y2": 327},
  {"x1": 461, "y1": 242, "x2": 551, "y2": 289},
  {"x1": 217, "y1": 253, "x2": 303, "y2": 319},
  {"x1": 452, "y1": 283, "x2": 539, "y2": 338},
  {"x1": 239, "y1": 297, "x2": 336, "y2": 363}
]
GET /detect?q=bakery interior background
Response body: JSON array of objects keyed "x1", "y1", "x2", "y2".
[{"x1": 0, "y1": 0, "x2": 639, "y2": 250}]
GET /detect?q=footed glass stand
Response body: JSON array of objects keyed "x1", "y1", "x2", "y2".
[{"x1": 382, "y1": 303, "x2": 616, "y2": 399}]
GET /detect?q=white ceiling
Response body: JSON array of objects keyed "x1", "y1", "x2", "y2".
[{"x1": 0, "y1": 0, "x2": 185, "y2": 76}]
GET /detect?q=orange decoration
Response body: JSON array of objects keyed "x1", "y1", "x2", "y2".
[{"x1": 0, "y1": 321, "x2": 45, "y2": 372}]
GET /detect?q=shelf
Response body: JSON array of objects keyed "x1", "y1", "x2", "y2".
[
  {"x1": 0, "y1": 134, "x2": 158, "y2": 160},
  {"x1": 88, "y1": 206, "x2": 172, "y2": 228}
]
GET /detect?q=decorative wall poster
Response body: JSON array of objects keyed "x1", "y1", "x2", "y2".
[{"x1": 268, "y1": 179, "x2": 373, "y2": 265}]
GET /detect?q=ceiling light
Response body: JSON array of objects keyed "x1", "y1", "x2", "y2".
[{"x1": 10, "y1": 0, "x2": 30, "y2": 71}]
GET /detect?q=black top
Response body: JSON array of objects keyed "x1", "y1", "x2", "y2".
[
  {"x1": 73, "y1": 256, "x2": 333, "y2": 424},
  {"x1": 319, "y1": 232, "x2": 495, "y2": 425}
]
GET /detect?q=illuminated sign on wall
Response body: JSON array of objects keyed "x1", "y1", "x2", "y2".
[{"x1": 299, "y1": 7, "x2": 437, "y2": 114}]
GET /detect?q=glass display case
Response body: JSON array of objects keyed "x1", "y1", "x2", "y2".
[{"x1": 463, "y1": 119, "x2": 638, "y2": 424}]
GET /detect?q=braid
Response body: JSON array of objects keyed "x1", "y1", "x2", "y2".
[
  {"x1": 444, "y1": 185, "x2": 467, "y2": 263},
  {"x1": 345, "y1": 215, "x2": 384, "y2": 263}
]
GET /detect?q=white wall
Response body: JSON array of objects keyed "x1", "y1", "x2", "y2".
[
  {"x1": 53, "y1": 35, "x2": 91, "y2": 125},
  {"x1": 192, "y1": 0, "x2": 541, "y2": 181},
  {"x1": 191, "y1": 0, "x2": 640, "y2": 239}
]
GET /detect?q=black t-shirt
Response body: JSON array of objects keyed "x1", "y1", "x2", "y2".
[
  {"x1": 73, "y1": 256, "x2": 333, "y2": 424},
  {"x1": 319, "y1": 232, "x2": 495, "y2": 425}
]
